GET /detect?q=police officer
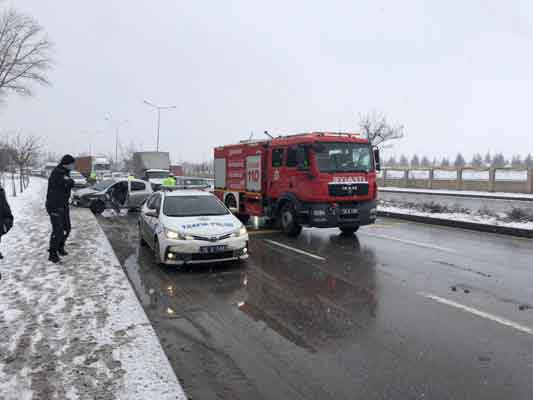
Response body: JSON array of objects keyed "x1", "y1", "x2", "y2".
[
  {"x1": 46, "y1": 155, "x2": 75, "y2": 263},
  {"x1": 162, "y1": 174, "x2": 176, "y2": 189},
  {"x1": 0, "y1": 185, "x2": 14, "y2": 262}
]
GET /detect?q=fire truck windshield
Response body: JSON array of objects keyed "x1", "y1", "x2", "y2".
[{"x1": 315, "y1": 142, "x2": 374, "y2": 173}]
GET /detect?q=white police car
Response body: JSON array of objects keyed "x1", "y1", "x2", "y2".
[{"x1": 139, "y1": 190, "x2": 249, "y2": 266}]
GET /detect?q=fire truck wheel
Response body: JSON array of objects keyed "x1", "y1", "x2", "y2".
[
  {"x1": 281, "y1": 203, "x2": 302, "y2": 237},
  {"x1": 225, "y1": 194, "x2": 237, "y2": 210},
  {"x1": 340, "y1": 226, "x2": 359, "y2": 235}
]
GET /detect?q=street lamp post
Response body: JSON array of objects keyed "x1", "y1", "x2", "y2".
[
  {"x1": 81, "y1": 130, "x2": 103, "y2": 156},
  {"x1": 105, "y1": 116, "x2": 128, "y2": 167},
  {"x1": 143, "y1": 100, "x2": 176, "y2": 151}
]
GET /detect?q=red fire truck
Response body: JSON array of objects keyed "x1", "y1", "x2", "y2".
[{"x1": 214, "y1": 132, "x2": 380, "y2": 236}]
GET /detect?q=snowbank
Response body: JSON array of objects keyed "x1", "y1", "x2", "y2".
[
  {"x1": 0, "y1": 178, "x2": 186, "y2": 399},
  {"x1": 379, "y1": 186, "x2": 533, "y2": 200},
  {"x1": 379, "y1": 204, "x2": 533, "y2": 230}
]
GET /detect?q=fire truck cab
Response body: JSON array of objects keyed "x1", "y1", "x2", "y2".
[{"x1": 214, "y1": 132, "x2": 380, "y2": 237}]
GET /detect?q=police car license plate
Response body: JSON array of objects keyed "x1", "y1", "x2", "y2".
[{"x1": 200, "y1": 245, "x2": 226, "y2": 254}]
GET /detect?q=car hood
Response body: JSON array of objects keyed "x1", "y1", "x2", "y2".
[
  {"x1": 162, "y1": 214, "x2": 241, "y2": 236},
  {"x1": 75, "y1": 188, "x2": 100, "y2": 197}
]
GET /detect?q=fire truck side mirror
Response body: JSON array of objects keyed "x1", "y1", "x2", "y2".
[{"x1": 373, "y1": 147, "x2": 381, "y2": 171}]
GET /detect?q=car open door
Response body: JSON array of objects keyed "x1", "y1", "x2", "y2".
[{"x1": 127, "y1": 180, "x2": 150, "y2": 208}]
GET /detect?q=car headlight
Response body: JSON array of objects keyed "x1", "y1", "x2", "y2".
[
  {"x1": 231, "y1": 225, "x2": 247, "y2": 238},
  {"x1": 165, "y1": 228, "x2": 194, "y2": 240}
]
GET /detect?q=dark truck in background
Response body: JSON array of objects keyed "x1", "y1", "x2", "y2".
[{"x1": 132, "y1": 151, "x2": 171, "y2": 190}]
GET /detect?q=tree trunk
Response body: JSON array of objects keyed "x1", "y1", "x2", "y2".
[{"x1": 11, "y1": 172, "x2": 16, "y2": 197}]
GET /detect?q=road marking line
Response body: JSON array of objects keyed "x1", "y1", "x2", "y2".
[
  {"x1": 360, "y1": 232, "x2": 456, "y2": 253},
  {"x1": 263, "y1": 239, "x2": 326, "y2": 261},
  {"x1": 419, "y1": 292, "x2": 533, "y2": 336}
]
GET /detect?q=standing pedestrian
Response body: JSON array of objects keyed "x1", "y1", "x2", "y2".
[
  {"x1": 45, "y1": 155, "x2": 75, "y2": 263},
  {"x1": 0, "y1": 185, "x2": 14, "y2": 262}
]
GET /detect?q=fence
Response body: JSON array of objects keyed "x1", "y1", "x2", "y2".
[{"x1": 377, "y1": 168, "x2": 533, "y2": 194}]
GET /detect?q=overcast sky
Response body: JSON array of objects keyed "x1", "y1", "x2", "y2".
[{"x1": 2, "y1": 0, "x2": 533, "y2": 163}]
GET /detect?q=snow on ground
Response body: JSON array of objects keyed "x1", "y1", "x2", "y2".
[
  {"x1": 378, "y1": 204, "x2": 533, "y2": 230},
  {"x1": 0, "y1": 178, "x2": 186, "y2": 400},
  {"x1": 379, "y1": 186, "x2": 533, "y2": 200}
]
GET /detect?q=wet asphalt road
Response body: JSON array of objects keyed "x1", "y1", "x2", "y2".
[{"x1": 97, "y1": 214, "x2": 533, "y2": 400}]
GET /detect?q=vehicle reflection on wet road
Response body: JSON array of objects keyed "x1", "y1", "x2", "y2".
[{"x1": 98, "y1": 214, "x2": 533, "y2": 400}]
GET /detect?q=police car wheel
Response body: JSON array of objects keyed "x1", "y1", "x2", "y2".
[{"x1": 154, "y1": 239, "x2": 163, "y2": 265}]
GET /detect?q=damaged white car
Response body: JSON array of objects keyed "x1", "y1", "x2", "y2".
[{"x1": 139, "y1": 190, "x2": 249, "y2": 266}]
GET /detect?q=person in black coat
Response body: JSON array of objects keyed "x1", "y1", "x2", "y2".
[
  {"x1": 0, "y1": 186, "x2": 14, "y2": 261},
  {"x1": 46, "y1": 154, "x2": 75, "y2": 263}
]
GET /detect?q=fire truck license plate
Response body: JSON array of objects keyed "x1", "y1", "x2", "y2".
[{"x1": 340, "y1": 208, "x2": 359, "y2": 215}]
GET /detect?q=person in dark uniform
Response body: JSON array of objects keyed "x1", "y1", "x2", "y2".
[
  {"x1": 46, "y1": 155, "x2": 75, "y2": 263},
  {"x1": 0, "y1": 185, "x2": 14, "y2": 263}
]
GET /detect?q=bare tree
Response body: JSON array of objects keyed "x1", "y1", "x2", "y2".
[
  {"x1": 491, "y1": 153, "x2": 506, "y2": 168},
  {"x1": 0, "y1": 5, "x2": 53, "y2": 99},
  {"x1": 511, "y1": 155, "x2": 523, "y2": 168},
  {"x1": 471, "y1": 153, "x2": 483, "y2": 168},
  {"x1": 525, "y1": 154, "x2": 533, "y2": 168},
  {"x1": 11, "y1": 132, "x2": 40, "y2": 192},
  {"x1": 358, "y1": 110, "x2": 404, "y2": 147},
  {"x1": 120, "y1": 140, "x2": 140, "y2": 173},
  {"x1": 454, "y1": 153, "x2": 466, "y2": 168},
  {"x1": 385, "y1": 155, "x2": 397, "y2": 167}
]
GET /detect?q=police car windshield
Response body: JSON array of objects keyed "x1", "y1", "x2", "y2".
[
  {"x1": 315, "y1": 142, "x2": 374, "y2": 173},
  {"x1": 163, "y1": 196, "x2": 229, "y2": 217},
  {"x1": 92, "y1": 179, "x2": 116, "y2": 191}
]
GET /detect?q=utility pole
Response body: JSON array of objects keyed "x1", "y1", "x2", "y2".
[{"x1": 143, "y1": 100, "x2": 176, "y2": 151}]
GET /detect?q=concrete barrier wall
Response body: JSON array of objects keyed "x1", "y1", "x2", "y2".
[{"x1": 378, "y1": 168, "x2": 533, "y2": 194}]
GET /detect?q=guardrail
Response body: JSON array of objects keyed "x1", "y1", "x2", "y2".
[{"x1": 377, "y1": 168, "x2": 533, "y2": 194}]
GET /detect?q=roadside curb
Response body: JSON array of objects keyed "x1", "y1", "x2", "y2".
[
  {"x1": 377, "y1": 210, "x2": 533, "y2": 238},
  {"x1": 379, "y1": 188, "x2": 533, "y2": 202},
  {"x1": 87, "y1": 209, "x2": 188, "y2": 399}
]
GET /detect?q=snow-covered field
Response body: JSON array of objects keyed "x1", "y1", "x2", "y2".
[
  {"x1": 378, "y1": 202, "x2": 533, "y2": 231},
  {"x1": 461, "y1": 169, "x2": 490, "y2": 181},
  {"x1": 433, "y1": 169, "x2": 458, "y2": 180},
  {"x1": 379, "y1": 186, "x2": 533, "y2": 200},
  {"x1": 495, "y1": 169, "x2": 528, "y2": 181},
  {"x1": 0, "y1": 178, "x2": 186, "y2": 400},
  {"x1": 408, "y1": 169, "x2": 430, "y2": 180}
]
